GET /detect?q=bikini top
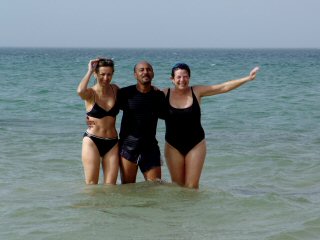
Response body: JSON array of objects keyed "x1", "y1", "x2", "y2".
[{"x1": 86, "y1": 86, "x2": 120, "y2": 119}]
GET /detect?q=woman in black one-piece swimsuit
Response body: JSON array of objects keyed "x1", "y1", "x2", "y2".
[{"x1": 163, "y1": 63, "x2": 259, "y2": 189}]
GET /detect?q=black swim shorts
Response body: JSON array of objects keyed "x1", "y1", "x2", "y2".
[{"x1": 119, "y1": 143, "x2": 162, "y2": 173}]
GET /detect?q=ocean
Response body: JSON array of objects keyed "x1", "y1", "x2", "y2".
[{"x1": 0, "y1": 48, "x2": 319, "y2": 239}]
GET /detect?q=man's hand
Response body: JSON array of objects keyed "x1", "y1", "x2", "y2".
[{"x1": 86, "y1": 116, "x2": 95, "y2": 129}]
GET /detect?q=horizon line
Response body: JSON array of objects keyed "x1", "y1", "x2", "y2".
[{"x1": 0, "y1": 46, "x2": 319, "y2": 50}]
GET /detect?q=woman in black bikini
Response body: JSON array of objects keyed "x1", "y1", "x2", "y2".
[
  {"x1": 77, "y1": 58, "x2": 120, "y2": 184},
  {"x1": 163, "y1": 63, "x2": 259, "y2": 189}
]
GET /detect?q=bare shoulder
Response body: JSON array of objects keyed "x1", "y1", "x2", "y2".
[
  {"x1": 191, "y1": 85, "x2": 204, "y2": 96},
  {"x1": 162, "y1": 87, "x2": 169, "y2": 96},
  {"x1": 111, "y1": 83, "x2": 120, "y2": 90},
  {"x1": 111, "y1": 84, "x2": 121, "y2": 95}
]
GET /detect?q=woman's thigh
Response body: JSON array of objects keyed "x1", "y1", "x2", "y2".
[
  {"x1": 102, "y1": 143, "x2": 119, "y2": 184},
  {"x1": 82, "y1": 137, "x2": 101, "y2": 184},
  {"x1": 164, "y1": 142, "x2": 186, "y2": 186},
  {"x1": 185, "y1": 140, "x2": 207, "y2": 188}
]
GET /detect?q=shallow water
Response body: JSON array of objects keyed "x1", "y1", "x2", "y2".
[{"x1": 1, "y1": 48, "x2": 320, "y2": 239}]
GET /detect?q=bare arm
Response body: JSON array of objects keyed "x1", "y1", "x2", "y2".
[
  {"x1": 77, "y1": 59, "x2": 99, "y2": 100},
  {"x1": 195, "y1": 67, "x2": 259, "y2": 97}
]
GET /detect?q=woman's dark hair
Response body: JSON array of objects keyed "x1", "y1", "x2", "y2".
[
  {"x1": 171, "y1": 63, "x2": 191, "y2": 78},
  {"x1": 95, "y1": 58, "x2": 114, "y2": 73}
]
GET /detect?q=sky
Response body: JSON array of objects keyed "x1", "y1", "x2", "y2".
[{"x1": 1, "y1": 0, "x2": 319, "y2": 48}]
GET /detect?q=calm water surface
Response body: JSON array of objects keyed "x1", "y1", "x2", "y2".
[{"x1": 0, "y1": 48, "x2": 319, "y2": 239}]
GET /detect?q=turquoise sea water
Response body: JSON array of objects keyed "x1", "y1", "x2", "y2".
[{"x1": 0, "y1": 48, "x2": 319, "y2": 239}]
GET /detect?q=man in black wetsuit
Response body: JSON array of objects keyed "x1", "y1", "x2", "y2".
[{"x1": 117, "y1": 61, "x2": 165, "y2": 183}]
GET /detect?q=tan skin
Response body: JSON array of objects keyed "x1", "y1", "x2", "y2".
[
  {"x1": 77, "y1": 59, "x2": 119, "y2": 184},
  {"x1": 119, "y1": 61, "x2": 162, "y2": 184},
  {"x1": 163, "y1": 67, "x2": 259, "y2": 189}
]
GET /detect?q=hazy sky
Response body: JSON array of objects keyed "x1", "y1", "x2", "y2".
[{"x1": 1, "y1": 0, "x2": 319, "y2": 48}]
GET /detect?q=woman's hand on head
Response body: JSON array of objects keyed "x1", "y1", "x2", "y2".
[{"x1": 88, "y1": 59, "x2": 99, "y2": 73}]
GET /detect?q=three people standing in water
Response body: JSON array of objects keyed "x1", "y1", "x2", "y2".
[{"x1": 78, "y1": 58, "x2": 259, "y2": 188}]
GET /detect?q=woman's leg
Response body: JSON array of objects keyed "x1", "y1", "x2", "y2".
[
  {"x1": 184, "y1": 140, "x2": 207, "y2": 189},
  {"x1": 102, "y1": 143, "x2": 119, "y2": 184},
  {"x1": 164, "y1": 142, "x2": 186, "y2": 186},
  {"x1": 82, "y1": 137, "x2": 101, "y2": 184}
]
